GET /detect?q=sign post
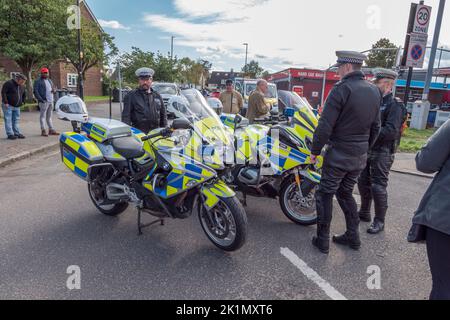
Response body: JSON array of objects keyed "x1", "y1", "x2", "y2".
[{"x1": 400, "y1": 2, "x2": 432, "y2": 105}]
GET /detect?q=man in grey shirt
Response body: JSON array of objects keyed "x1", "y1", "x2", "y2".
[{"x1": 33, "y1": 67, "x2": 58, "y2": 137}]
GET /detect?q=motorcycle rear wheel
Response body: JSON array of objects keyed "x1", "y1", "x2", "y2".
[
  {"x1": 199, "y1": 196, "x2": 248, "y2": 252},
  {"x1": 88, "y1": 183, "x2": 129, "y2": 216}
]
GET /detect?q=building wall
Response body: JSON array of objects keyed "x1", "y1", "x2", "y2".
[{"x1": 0, "y1": 2, "x2": 104, "y2": 98}]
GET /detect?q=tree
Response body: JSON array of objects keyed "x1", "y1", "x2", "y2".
[
  {"x1": 63, "y1": 17, "x2": 118, "y2": 94},
  {"x1": 242, "y1": 60, "x2": 264, "y2": 78},
  {"x1": 261, "y1": 70, "x2": 271, "y2": 78},
  {"x1": 0, "y1": 0, "x2": 72, "y2": 100},
  {"x1": 366, "y1": 38, "x2": 399, "y2": 68},
  {"x1": 118, "y1": 48, "x2": 178, "y2": 85}
]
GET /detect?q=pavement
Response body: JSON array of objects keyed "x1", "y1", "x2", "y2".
[
  {"x1": 0, "y1": 102, "x2": 121, "y2": 168},
  {"x1": 0, "y1": 151, "x2": 432, "y2": 300},
  {"x1": 0, "y1": 102, "x2": 433, "y2": 179}
]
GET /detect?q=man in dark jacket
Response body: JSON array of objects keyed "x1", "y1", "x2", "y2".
[
  {"x1": 122, "y1": 67, "x2": 167, "y2": 133},
  {"x1": 310, "y1": 51, "x2": 382, "y2": 254},
  {"x1": 1, "y1": 73, "x2": 27, "y2": 140},
  {"x1": 412, "y1": 120, "x2": 450, "y2": 300},
  {"x1": 358, "y1": 68, "x2": 406, "y2": 234}
]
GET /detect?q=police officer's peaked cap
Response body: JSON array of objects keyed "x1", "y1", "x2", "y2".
[
  {"x1": 373, "y1": 68, "x2": 398, "y2": 80},
  {"x1": 333, "y1": 51, "x2": 367, "y2": 67},
  {"x1": 135, "y1": 67, "x2": 155, "y2": 78}
]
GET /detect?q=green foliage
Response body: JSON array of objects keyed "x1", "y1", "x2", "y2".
[
  {"x1": 242, "y1": 60, "x2": 264, "y2": 78},
  {"x1": 118, "y1": 48, "x2": 212, "y2": 86},
  {"x1": 366, "y1": 38, "x2": 399, "y2": 68},
  {"x1": 0, "y1": 0, "x2": 72, "y2": 99},
  {"x1": 399, "y1": 128, "x2": 436, "y2": 153}
]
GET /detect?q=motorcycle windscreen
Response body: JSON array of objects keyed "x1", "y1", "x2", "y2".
[{"x1": 170, "y1": 89, "x2": 235, "y2": 167}]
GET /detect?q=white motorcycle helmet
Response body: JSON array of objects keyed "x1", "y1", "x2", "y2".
[{"x1": 56, "y1": 95, "x2": 88, "y2": 123}]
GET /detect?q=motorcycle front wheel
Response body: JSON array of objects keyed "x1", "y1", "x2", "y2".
[
  {"x1": 198, "y1": 196, "x2": 248, "y2": 252},
  {"x1": 279, "y1": 177, "x2": 318, "y2": 226}
]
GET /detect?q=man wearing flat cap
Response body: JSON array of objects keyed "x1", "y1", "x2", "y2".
[
  {"x1": 358, "y1": 68, "x2": 407, "y2": 235},
  {"x1": 1, "y1": 73, "x2": 27, "y2": 140},
  {"x1": 122, "y1": 67, "x2": 167, "y2": 133},
  {"x1": 310, "y1": 51, "x2": 382, "y2": 254}
]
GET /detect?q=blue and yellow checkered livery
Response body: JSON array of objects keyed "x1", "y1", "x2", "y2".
[{"x1": 60, "y1": 132, "x2": 104, "y2": 180}]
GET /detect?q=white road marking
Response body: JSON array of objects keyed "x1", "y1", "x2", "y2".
[{"x1": 280, "y1": 247, "x2": 348, "y2": 301}]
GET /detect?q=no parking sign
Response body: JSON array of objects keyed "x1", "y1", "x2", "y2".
[{"x1": 406, "y1": 33, "x2": 428, "y2": 68}]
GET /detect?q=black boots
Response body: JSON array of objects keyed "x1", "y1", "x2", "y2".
[
  {"x1": 312, "y1": 224, "x2": 330, "y2": 254},
  {"x1": 358, "y1": 184, "x2": 372, "y2": 223},
  {"x1": 312, "y1": 192, "x2": 334, "y2": 254},
  {"x1": 335, "y1": 191, "x2": 361, "y2": 250},
  {"x1": 332, "y1": 233, "x2": 361, "y2": 250},
  {"x1": 369, "y1": 184, "x2": 388, "y2": 234},
  {"x1": 367, "y1": 219, "x2": 385, "y2": 234}
]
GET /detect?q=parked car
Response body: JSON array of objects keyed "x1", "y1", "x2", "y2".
[{"x1": 152, "y1": 82, "x2": 182, "y2": 119}]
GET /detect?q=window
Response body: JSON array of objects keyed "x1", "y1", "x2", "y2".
[{"x1": 67, "y1": 73, "x2": 78, "y2": 88}]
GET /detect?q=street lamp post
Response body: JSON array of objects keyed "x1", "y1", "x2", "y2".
[
  {"x1": 423, "y1": 0, "x2": 446, "y2": 101},
  {"x1": 243, "y1": 43, "x2": 249, "y2": 74},
  {"x1": 77, "y1": 0, "x2": 84, "y2": 100}
]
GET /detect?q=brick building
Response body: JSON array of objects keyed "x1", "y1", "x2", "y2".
[{"x1": 0, "y1": 1, "x2": 103, "y2": 98}]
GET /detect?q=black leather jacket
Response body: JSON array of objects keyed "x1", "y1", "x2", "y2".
[
  {"x1": 122, "y1": 88, "x2": 167, "y2": 133},
  {"x1": 312, "y1": 71, "x2": 382, "y2": 170},
  {"x1": 371, "y1": 93, "x2": 405, "y2": 153}
]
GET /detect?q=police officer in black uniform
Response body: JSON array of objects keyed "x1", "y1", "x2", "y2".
[
  {"x1": 310, "y1": 51, "x2": 382, "y2": 254},
  {"x1": 358, "y1": 68, "x2": 405, "y2": 235},
  {"x1": 122, "y1": 67, "x2": 167, "y2": 133}
]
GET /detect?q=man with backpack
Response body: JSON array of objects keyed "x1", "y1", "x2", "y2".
[{"x1": 358, "y1": 68, "x2": 407, "y2": 235}]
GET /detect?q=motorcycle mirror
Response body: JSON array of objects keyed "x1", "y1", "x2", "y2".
[{"x1": 172, "y1": 118, "x2": 191, "y2": 130}]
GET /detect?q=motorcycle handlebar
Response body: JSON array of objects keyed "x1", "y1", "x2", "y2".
[{"x1": 141, "y1": 128, "x2": 173, "y2": 142}]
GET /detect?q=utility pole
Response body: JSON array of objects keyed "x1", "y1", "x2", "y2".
[
  {"x1": 77, "y1": 0, "x2": 84, "y2": 100},
  {"x1": 435, "y1": 47, "x2": 444, "y2": 82},
  {"x1": 171, "y1": 36, "x2": 175, "y2": 61},
  {"x1": 243, "y1": 43, "x2": 249, "y2": 74},
  {"x1": 423, "y1": 0, "x2": 446, "y2": 100}
]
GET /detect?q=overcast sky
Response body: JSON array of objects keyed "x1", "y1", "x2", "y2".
[{"x1": 90, "y1": 0, "x2": 450, "y2": 72}]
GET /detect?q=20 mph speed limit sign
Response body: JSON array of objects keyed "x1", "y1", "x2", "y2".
[{"x1": 413, "y1": 4, "x2": 432, "y2": 34}]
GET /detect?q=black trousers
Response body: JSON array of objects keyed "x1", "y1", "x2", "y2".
[
  {"x1": 426, "y1": 227, "x2": 450, "y2": 300},
  {"x1": 317, "y1": 164, "x2": 362, "y2": 236}
]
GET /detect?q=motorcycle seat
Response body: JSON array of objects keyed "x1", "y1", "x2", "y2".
[{"x1": 112, "y1": 136, "x2": 145, "y2": 159}]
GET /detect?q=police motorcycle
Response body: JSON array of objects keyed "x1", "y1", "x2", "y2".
[
  {"x1": 55, "y1": 95, "x2": 248, "y2": 252},
  {"x1": 218, "y1": 90, "x2": 323, "y2": 226}
]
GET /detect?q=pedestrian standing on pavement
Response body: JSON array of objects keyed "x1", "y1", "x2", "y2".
[
  {"x1": 33, "y1": 67, "x2": 59, "y2": 137},
  {"x1": 310, "y1": 51, "x2": 382, "y2": 254},
  {"x1": 409, "y1": 120, "x2": 450, "y2": 300},
  {"x1": 219, "y1": 79, "x2": 244, "y2": 115},
  {"x1": 358, "y1": 69, "x2": 406, "y2": 234},
  {"x1": 122, "y1": 67, "x2": 167, "y2": 133},
  {"x1": 246, "y1": 79, "x2": 270, "y2": 123},
  {"x1": 1, "y1": 73, "x2": 27, "y2": 140}
]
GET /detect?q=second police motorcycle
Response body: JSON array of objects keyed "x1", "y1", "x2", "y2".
[{"x1": 167, "y1": 89, "x2": 323, "y2": 226}]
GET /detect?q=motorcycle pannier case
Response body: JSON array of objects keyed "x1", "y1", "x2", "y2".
[{"x1": 60, "y1": 132, "x2": 104, "y2": 180}]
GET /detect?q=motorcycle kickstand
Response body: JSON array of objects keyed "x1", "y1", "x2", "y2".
[
  {"x1": 241, "y1": 193, "x2": 248, "y2": 207},
  {"x1": 137, "y1": 206, "x2": 165, "y2": 236}
]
